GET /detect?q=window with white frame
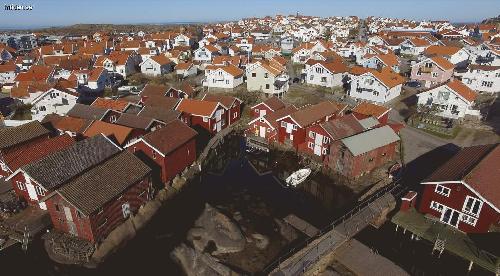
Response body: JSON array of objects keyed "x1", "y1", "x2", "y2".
[
  {"x1": 308, "y1": 142, "x2": 314, "y2": 149},
  {"x1": 432, "y1": 72, "x2": 438, "y2": 78},
  {"x1": 481, "y1": 81, "x2": 493, "y2": 88},
  {"x1": 430, "y1": 201, "x2": 444, "y2": 212},
  {"x1": 203, "y1": 117, "x2": 208, "y2": 122},
  {"x1": 435, "y1": 184, "x2": 451, "y2": 197},
  {"x1": 323, "y1": 136, "x2": 330, "y2": 144},
  {"x1": 461, "y1": 214, "x2": 477, "y2": 226},
  {"x1": 281, "y1": 121, "x2": 286, "y2": 128},
  {"x1": 462, "y1": 196, "x2": 482, "y2": 217},
  {"x1": 35, "y1": 186, "x2": 45, "y2": 196},
  {"x1": 16, "y1": 181, "x2": 25, "y2": 191},
  {"x1": 309, "y1": 131, "x2": 316, "y2": 139},
  {"x1": 233, "y1": 112, "x2": 237, "y2": 119},
  {"x1": 292, "y1": 124, "x2": 298, "y2": 130}
]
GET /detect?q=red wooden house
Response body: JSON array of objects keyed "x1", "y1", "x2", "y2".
[
  {"x1": 6, "y1": 135, "x2": 121, "y2": 210},
  {"x1": 126, "y1": 120, "x2": 197, "y2": 186},
  {"x1": 0, "y1": 121, "x2": 51, "y2": 178},
  {"x1": 67, "y1": 103, "x2": 123, "y2": 124},
  {"x1": 325, "y1": 125, "x2": 400, "y2": 178},
  {"x1": 276, "y1": 101, "x2": 348, "y2": 149},
  {"x1": 166, "y1": 82, "x2": 196, "y2": 99},
  {"x1": 202, "y1": 94, "x2": 242, "y2": 126},
  {"x1": 352, "y1": 102, "x2": 391, "y2": 125},
  {"x1": 43, "y1": 151, "x2": 152, "y2": 243},
  {"x1": 2, "y1": 135, "x2": 74, "y2": 194},
  {"x1": 304, "y1": 114, "x2": 366, "y2": 159},
  {"x1": 175, "y1": 98, "x2": 227, "y2": 134},
  {"x1": 83, "y1": 120, "x2": 140, "y2": 147},
  {"x1": 418, "y1": 144, "x2": 500, "y2": 233},
  {"x1": 246, "y1": 105, "x2": 298, "y2": 142},
  {"x1": 250, "y1": 97, "x2": 286, "y2": 118}
]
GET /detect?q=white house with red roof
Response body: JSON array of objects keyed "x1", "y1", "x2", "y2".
[
  {"x1": 30, "y1": 88, "x2": 79, "y2": 121},
  {"x1": 70, "y1": 67, "x2": 108, "y2": 92},
  {"x1": 193, "y1": 44, "x2": 220, "y2": 63},
  {"x1": 416, "y1": 79, "x2": 480, "y2": 119},
  {"x1": 349, "y1": 68, "x2": 406, "y2": 103},
  {"x1": 304, "y1": 60, "x2": 348, "y2": 88},
  {"x1": 203, "y1": 65, "x2": 244, "y2": 89},
  {"x1": 139, "y1": 55, "x2": 174, "y2": 76},
  {"x1": 462, "y1": 65, "x2": 500, "y2": 94},
  {"x1": 0, "y1": 61, "x2": 18, "y2": 85}
]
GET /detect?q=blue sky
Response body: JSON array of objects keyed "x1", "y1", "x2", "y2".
[{"x1": 1, "y1": 0, "x2": 499, "y2": 29}]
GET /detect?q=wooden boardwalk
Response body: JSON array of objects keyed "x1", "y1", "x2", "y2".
[
  {"x1": 198, "y1": 126, "x2": 233, "y2": 167},
  {"x1": 333, "y1": 239, "x2": 409, "y2": 276},
  {"x1": 266, "y1": 181, "x2": 405, "y2": 276},
  {"x1": 283, "y1": 215, "x2": 319, "y2": 238}
]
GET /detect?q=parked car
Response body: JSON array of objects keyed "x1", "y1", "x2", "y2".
[{"x1": 405, "y1": 81, "x2": 421, "y2": 88}]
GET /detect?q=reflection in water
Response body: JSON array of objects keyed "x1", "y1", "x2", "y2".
[
  {"x1": 0, "y1": 136, "x2": 356, "y2": 275},
  {"x1": 355, "y1": 222, "x2": 491, "y2": 276}
]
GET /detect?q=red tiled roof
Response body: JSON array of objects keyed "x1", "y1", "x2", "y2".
[
  {"x1": 142, "y1": 120, "x2": 197, "y2": 155},
  {"x1": 445, "y1": 79, "x2": 478, "y2": 102},
  {"x1": 424, "y1": 144, "x2": 499, "y2": 210},
  {"x1": 4, "y1": 134, "x2": 75, "y2": 172},
  {"x1": 176, "y1": 98, "x2": 219, "y2": 117},
  {"x1": 429, "y1": 56, "x2": 455, "y2": 71},
  {"x1": 202, "y1": 94, "x2": 241, "y2": 108},
  {"x1": 83, "y1": 120, "x2": 134, "y2": 145},
  {"x1": 352, "y1": 102, "x2": 391, "y2": 119},
  {"x1": 286, "y1": 101, "x2": 347, "y2": 127},
  {"x1": 91, "y1": 98, "x2": 130, "y2": 112}
]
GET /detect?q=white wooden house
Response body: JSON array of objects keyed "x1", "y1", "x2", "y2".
[
  {"x1": 416, "y1": 79, "x2": 480, "y2": 119},
  {"x1": 349, "y1": 68, "x2": 405, "y2": 103},
  {"x1": 30, "y1": 88, "x2": 79, "y2": 120},
  {"x1": 203, "y1": 65, "x2": 244, "y2": 89}
]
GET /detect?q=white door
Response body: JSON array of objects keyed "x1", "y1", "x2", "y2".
[
  {"x1": 286, "y1": 123, "x2": 293, "y2": 133},
  {"x1": 215, "y1": 110, "x2": 222, "y2": 121},
  {"x1": 314, "y1": 145, "x2": 322, "y2": 156},
  {"x1": 259, "y1": 110, "x2": 266, "y2": 117},
  {"x1": 216, "y1": 121, "x2": 222, "y2": 132},
  {"x1": 64, "y1": 207, "x2": 78, "y2": 236},
  {"x1": 26, "y1": 183, "x2": 38, "y2": 202},
  {"x1": 314, "y1": 134, "x2": 323, "y2": 145},
  {"x1": 259, "y1": 126, "x2": 266, "y2": 138},
  {"x1": 122, "y1": 202, "x2": 131, "y2": 218}
]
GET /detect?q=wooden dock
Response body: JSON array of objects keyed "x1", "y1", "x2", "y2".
[
  {"x1": 283, "y1": 214, "x2": 319, "y2": 238},
  {"x1": 246, "y1": 136, "x2": 270, "y2": 152},
  {"x1": 0, "y1": 207, "x2": 51, "y2": 251},
  {"x1": 333, "y1": 239, "x2": 409, "y2": 276},
  {"x1": 265, "y1": 180, "x2": 404, "y2": 276}
]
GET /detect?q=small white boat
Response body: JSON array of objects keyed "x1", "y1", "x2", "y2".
[{"x1": 286, "y1": 168, "x2": 311, "y2": 187}]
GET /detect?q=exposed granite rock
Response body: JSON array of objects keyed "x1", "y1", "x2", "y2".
[
  {"x1": 251, "y1": 233, "x2": 269, "y2": 250},
  {"x1": 172, "y1": 243, "x2": 241, "y2": 276},
  {"x1": 187, "y1": 203, "x2": 245, "y2": 255}
]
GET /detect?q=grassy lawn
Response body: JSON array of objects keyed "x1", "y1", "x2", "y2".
[{"x1": 419, "y1": 125, "x2": 461, "y2": 139}]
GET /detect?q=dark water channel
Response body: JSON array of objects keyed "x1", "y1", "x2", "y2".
[{"x1": 0, "y1": 136, "x2": 357, "y2": 275}]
